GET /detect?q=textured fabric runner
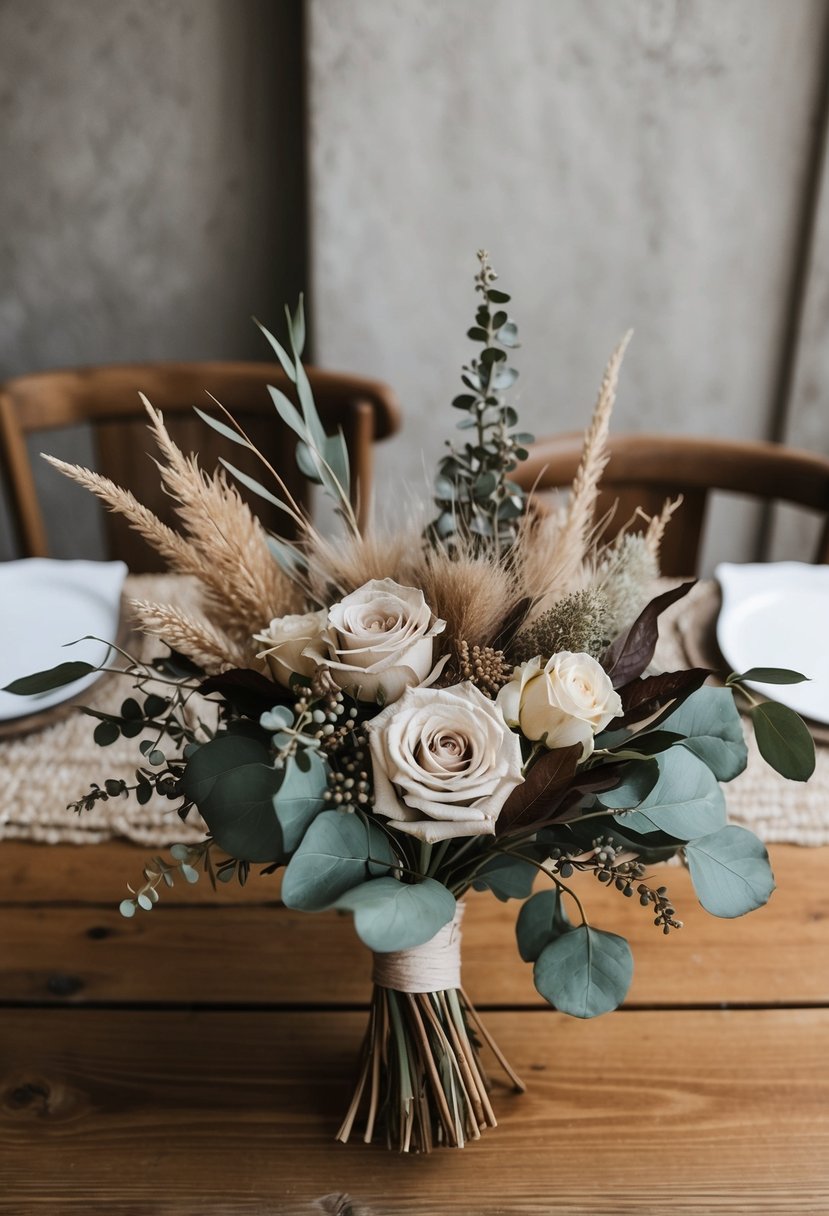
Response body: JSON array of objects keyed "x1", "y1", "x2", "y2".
[{"x1": 1, "y1": 576, "x2": 826, "y2": 845}]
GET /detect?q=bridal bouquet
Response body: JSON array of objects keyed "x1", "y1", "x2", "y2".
[{"x1": 7, "y1": 254, "x2": 814, "y2": 1152}]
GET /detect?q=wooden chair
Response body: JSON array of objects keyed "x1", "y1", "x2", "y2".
[
  {"x1": 0, "y1": 362, "x2": 400, "y2": 570},
  {"x1": 515, "y1": 432, "x2": 829, "y2": 575}
]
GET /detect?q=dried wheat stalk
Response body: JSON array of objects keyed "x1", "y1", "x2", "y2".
[
  {"x1": 517, "y1": 331, "x2": 633, "y2": 621},
  {"x1": 130, "y1": 599, "x2": 247, "y2": 673}
]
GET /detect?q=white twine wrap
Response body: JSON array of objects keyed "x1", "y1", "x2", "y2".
[{"x1": 372, "y1": 901, "x2": 465, "y2": 993}]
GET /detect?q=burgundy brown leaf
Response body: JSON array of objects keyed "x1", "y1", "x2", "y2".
[
  {"x1": 602, "y1": 581, "x2": 696, "y2": 689},
  {"x1": 509, "y1": 762, "x2": 630, "y2": 837},
  {"x1": 610, "y1": 666, "x2": 711, "y2": 729},
  {"x1": 496, "y1": 743, "x2": 582, "y2": 837}
]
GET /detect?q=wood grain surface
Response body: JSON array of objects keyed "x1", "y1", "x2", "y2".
[
  {"x1": 1, "y1": 843, "x2": 826, "y2": 1009},
  {"x1": 2, "y1": 1007, "x2": 828, "y2": 1214},
  {"x1": 2, "y1": 840, "x2": 828, "y2": 1212}
]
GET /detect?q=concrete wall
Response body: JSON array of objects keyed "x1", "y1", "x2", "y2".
[
  {"x1": 308, "y1": 0, "x2": 829, "y2": 569},
  {"x1": 0, "y1": 0, "x2": 305, "y2": 558},
  {"x1": 4, "y1": 1, "x2": 829, "y2": 568}
]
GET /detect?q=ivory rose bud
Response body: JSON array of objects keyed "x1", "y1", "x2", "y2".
[
  {"x1": 254, "y1": 609, "x2": 327, "y2": 687},
  {"x1": 307, "y1": 578, "x2": 446, "y2": 704},
  {"x1": 367, "y1": 682, "x2": 523, "y2": 843},
  {"x1": 497, "y1": 651, "x2": 622, "y2": 760}
]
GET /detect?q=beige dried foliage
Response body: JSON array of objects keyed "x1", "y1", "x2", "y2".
[
  {"x1": 418, "y1": 547, "x2": 514, "y2": 653},
  {"x1": 517, "y1": 331, "x2": 633, "y2": 621},
  {"x1": 130, "y1": 599, "x2": 248, "y2": 674},
  {"x1": 305, "y1": 526, "x2": 420, "y2": 600},
  {"x1": 43, "y1": 457, "x2": 196, "y2": 573},
  {"x1": 644, "y1": 495, "x2": 684, "y2": 562},
  {"x1": 46, "y1": 401, "x2": 304, "y2": 644}
]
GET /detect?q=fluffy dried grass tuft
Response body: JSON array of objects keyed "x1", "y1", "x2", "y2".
[
  {"x1": 305, "y1": 526, "x2": 419, "y2": 601},
  {"x1": 417, "y1": 547, "x2": 515, "y2": 653}
]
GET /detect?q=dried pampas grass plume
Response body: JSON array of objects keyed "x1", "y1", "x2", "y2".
[
  {"x1": 130, "y1": 600, "x2": 248, "y2": 674},
  {"x1": 42, "y1": 457, "x2": 195, "y2": 573},
  {"x1": 140, "y1": 398, "x2": 302, "y2": 635},
  {"x1": 517, "y1": 331, "x2": 633, "y2": 621}
]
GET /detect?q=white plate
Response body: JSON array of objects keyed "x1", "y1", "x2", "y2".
[
  {"x1": 0, "y1": 559, "x2": 127, "y2": 722},
  {"x1": 715, "y1": 561, "x2": 829, "y2": 724}
]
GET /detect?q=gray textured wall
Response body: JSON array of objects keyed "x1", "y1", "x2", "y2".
[
  {"x1": 0, "y1": 0, "x2": 305, "y2": 558},
  {"x1": 308, "y1": 0, "x2": 829, "y2": 569}
]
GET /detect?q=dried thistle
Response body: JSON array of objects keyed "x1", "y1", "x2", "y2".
[
  {"x1": 457, "y1": 641, "x2": 511, "y2": 698},
  {"x1": 511, "y1": 588, "x2": 611, "y2": 665},
  {"x1": 593, "y1": 532, "x2": 658, "y2": 638}
]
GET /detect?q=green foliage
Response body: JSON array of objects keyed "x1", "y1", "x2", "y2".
[
  {"x1": 425, "y1": 251, "x2": 531, "y2": 555},
  {"x1": 470, "y1": 854, "x2": 537, "y2": 901},
  {"x1": 336, "y1": 877, "x2": 456, "y2": 952},
  {"x1": 748, "y1": 701, "x2": 815, "y2": 782},
  {"x1": 515, "y1": 888, "x2": 572, "y2": 963},
  {"x1": 273, "y1": 749, "x2": 329, "y2": 852},
  {"x1": 533, "y1": 924, "x2": 633, "y2": 1017},
  {"x1": 281, "y1": 811, "x2": 396, "y2": 911},
  {"x1": 685, "y1": 825, "x2": 775, "y2": 918},
  {"x1": 617, "y1": 747, "x2": 726, "y2": 841},
  {"x1": 180, "y1": 734, "x2": 285, "y2": 863},
  {"x1": 3, "y1": 659, "x2": 98, "y2": 695},
  {"x1": 595, "y1": 759, "x2": 658, "y2": 810},
  {"x1": 659, "y1": 686, "x2": 748, "y2": 782},
  {"x1": 727, "y1": 667, "x2": 808, "y2": 685}
]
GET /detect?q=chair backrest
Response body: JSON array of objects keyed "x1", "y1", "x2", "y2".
[
  {"x1": 0, "y1": 362, "x2": 400, "y2": 570},
  {"x1": 515, "y1": 432, "x2": 829, "y2": 575}
]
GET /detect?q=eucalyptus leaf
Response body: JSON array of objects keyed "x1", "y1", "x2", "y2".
[
  {"x1": 197, "y1": 761, "x2": 284, "y2": 863},
  {"x1": 219, "y1": 459, "x2": 293, "y2": 514},
  {"x1": 660, "y1": 686, "x2": 747, "y2": 781},
  {"x1": 254, "y1": 316, "x2": 297, "y2": 383},
  {"x1": 750, "y1": 701, "x2": 815, "y2": 781},
  {"x1": 685, "y1": 824, "x2": 775, "y2": 918},
  {"x1": 596, "y1": 759, "x2": 658, "y2": 810},
  {"x1": 471, "y1": 855, "x2": 536, "y2": 902},
  {"x1": 515, "y1": 889, "x2": 572, "y2": 963},
  {"x1": 273, "y1": 750, "x2": 329, "y2": 853},
  {"x1": 335, "y1": 877, "x2": 456, "y2": 952},
  {"x1": 281, "y1": 811, "x2": 395, "y2": 911},
  {"x1": 534, "y1": 925, "x2": 633, "y2": 1017},
  {"x1": 192, "y1": 405, "x2": 251, "y2": 449},
  {"x1": 617, "y1": 748, "x2": 726, "y2": 840}
]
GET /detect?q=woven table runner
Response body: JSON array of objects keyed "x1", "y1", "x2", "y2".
[{"x1": 1, "y1": 576, "x2": 826, "y2": 845}]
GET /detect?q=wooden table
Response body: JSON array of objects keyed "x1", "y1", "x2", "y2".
[{"x1": 2, "y1": 840, "x2": 828, "y2": 1214}]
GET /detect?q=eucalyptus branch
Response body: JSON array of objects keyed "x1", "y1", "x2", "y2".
[{"x1": 426, "y1": 251, "x2": 532, "y2": 556}]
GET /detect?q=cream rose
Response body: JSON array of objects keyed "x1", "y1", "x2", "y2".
[
  {"x1": 306, "y1": 578, "x2": 446, "y2": 704},
  {"x1": 254, "y1": 609, "x2": 327, "y2": 687},
  {"x1": 497, "y1": 651, "x2": 622, "y2": 760},
  {"x1": 367, "y1": 682, "x2": 523, "y2": 843}
]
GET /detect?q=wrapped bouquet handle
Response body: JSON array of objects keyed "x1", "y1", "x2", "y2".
[{"x1": 338, "y1": 901, "x2": 525, "y2": 1152}]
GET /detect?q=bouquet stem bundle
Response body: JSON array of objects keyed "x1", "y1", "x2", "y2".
[
  {"x1": 337, "y1": 983, "x2": 524, "y2": 1152},
  {"x1": 337, "y1": 904, "x2": 524, "y2": 1152}
]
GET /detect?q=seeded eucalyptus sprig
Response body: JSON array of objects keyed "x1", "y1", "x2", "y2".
[{"x1": 427, "y1": 251, "x2": 533, "y2": 556}]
